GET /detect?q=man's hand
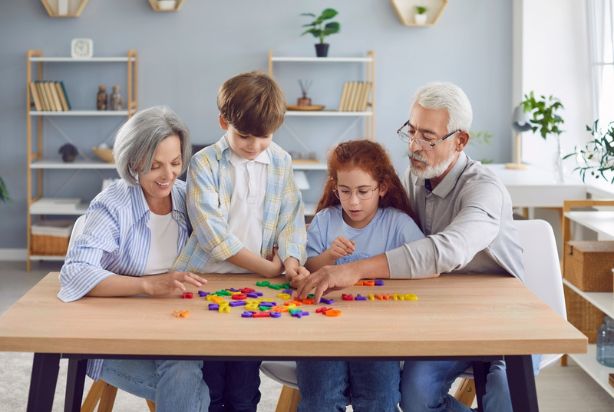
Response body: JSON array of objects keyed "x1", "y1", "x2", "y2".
[
  {"x1": 327, "y1": 236, "x2": 355, "y2": 260},
  {"x1": 296, "y1": 263, "x2": 361, "y2": 303},
  {"x1": 141, "y1": 271, "x2": 206, "y2": 297}
]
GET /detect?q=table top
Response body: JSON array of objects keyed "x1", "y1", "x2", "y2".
[{"x1": 0, "y1": 273, "x2": 586, "y2": 358}]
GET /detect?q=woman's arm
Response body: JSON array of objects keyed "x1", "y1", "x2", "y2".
[{"x1": 88, "y1": 271, "x2": 205, "y2": 297}]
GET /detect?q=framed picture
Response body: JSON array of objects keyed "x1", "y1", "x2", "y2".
[{"x1": 71, "y1": 38, "x2": 93, "y2": 58}]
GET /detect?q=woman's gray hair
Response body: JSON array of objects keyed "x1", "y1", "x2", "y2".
[
  {"x1": 412, "y1": 82, "x2": 473, "y2": 133},
  {"x1": 113, "y1": 106, "x2": 191, "y2": 185}
]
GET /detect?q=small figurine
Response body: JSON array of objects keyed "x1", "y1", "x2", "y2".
[
  {"x1": 58, "y1": 143, "x2": 78, "y2": 163},
  {"x1": 96, "y1": 84, "x2": 107, "y2": 110},
  {"x1": 110, "y1": 85, "x2": 123, "y2": 110},
  {"x1": 297, "y1": 79, "x2": 312, "y2": 106}
]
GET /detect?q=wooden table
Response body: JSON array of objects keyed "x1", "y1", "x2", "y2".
[{"x1": 0, "y1": 273, "x2": 586, "y2": 412}]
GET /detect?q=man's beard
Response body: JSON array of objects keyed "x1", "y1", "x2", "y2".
[{"x1": 409, "y1": 151, "x2": 456, "y2": 180}]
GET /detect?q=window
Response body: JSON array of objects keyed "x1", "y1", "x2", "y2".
[{"x1": 588, "y1": 0, "x2": 614, "y2": 123}]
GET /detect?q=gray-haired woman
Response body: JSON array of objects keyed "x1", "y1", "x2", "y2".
[{"x1": 58, "y1": 106, "x2": 209, "y2": 412}]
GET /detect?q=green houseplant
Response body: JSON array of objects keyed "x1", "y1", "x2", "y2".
[
  {"x1": 414, "y1": 5, "x2": 428, "y2": 25},
  {"x1": 301, "y1": 8, "x2": 341, "y2": 57},
  {"x1": 521, "y1": 91, "x2": 565, "y2": 182},
  {"x1": 0, "y1": 177, "x2": 9, "y2": 203},
  {"x1": 564, "y1": 120, "x2": 614, "y2": 184}
]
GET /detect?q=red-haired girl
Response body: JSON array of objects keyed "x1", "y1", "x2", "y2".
[{"x1": 295, "y1": 140, "x2": 424, "y2": 411}]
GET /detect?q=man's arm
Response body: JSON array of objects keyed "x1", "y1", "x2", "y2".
[{"x1": 387, "y1": 181, "x2": 504, "y2": 276}]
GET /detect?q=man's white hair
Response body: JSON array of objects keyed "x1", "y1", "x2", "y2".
[{"x1": 412, "y1": 82, "x2": 473, "y2": 133}]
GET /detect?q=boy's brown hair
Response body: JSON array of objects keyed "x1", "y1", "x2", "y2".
[{"x1": 217, "y1": 71, "x2": 286, "y2": 137}]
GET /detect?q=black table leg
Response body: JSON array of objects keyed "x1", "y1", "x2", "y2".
[
  {"x1": 27, "y1": 353, "x2": 60, "y2": 412},
  {"x1": 65, "y1": 358, "x2": 87, "y2": 412},
  {"x1": 505, "y1": 355, "x2": 539, "y2": 412},
  {"x1": 472, "y1": 361, "x2": 490, "y2": 412}
]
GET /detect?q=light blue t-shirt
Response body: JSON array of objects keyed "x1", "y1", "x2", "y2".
[{"x1": 307, "y1": 205, "x2": 425, "y2": 265}]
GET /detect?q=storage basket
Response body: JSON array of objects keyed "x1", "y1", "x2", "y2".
[
  {"x1": 564, "y1": 241, "x2": 614, "y2": 292},
  {"x1": 31, "y1": 221, "x2": 73, "y2": 256},
  {"x1": 563, "y1": 284, "x2": 604, "y2": 343}
]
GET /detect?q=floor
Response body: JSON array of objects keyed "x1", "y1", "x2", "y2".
[{"x1": 1, "y1": 261, "x2": 613, "y2": 411}]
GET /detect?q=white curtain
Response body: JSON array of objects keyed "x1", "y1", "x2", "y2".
[{"x1": 588, "y1": 0, "x2": 614, "y2": 123}]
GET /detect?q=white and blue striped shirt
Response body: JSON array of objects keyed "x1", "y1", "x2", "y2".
[{"x1": 57, "y1": 178, "x2": 190, "y2": 379}]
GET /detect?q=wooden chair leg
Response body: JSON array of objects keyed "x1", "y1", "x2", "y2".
[
  {"x1": 453, "y1": 377, "x2": 476, "y2": 407},
  {"x1": 146, "y1": 399, "x2": 156, "y2": 412},
  {"x1": 81, "y1": 379, "x2": 105, "y2": 412},
  {"x1": 560, "y1": 354, "x2": 568, "y2": 366},
  {"x1": 97, "y1": 382, "x2": 118, "y2": 412},
  {"x1": 275, "y1": 385, "x2": 300, "y2": 412}
]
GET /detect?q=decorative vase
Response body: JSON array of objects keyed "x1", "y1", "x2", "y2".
[
  {"x1": 297, "y1": 97, "x2": 312, "y2": 106},
  {"x1": 315, "y1": 43, "x2": 329, "y2": 58},
  {"x1": 414, "y1": 13, "x2": 428, "y2": 25}
]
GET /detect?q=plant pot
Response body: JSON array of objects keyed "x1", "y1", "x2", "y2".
[
  {"x1": 414, "y1": 13, "x2": 428, "y2": 25},
  {"x1": 297, "y1": 97, "x2": 312, "y2": 106},
  {"x1": 315, "y1": 43, "x2": 329, "y2": 58}
]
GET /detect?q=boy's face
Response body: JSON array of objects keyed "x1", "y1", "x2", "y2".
[{"x1": 220, "y1": 116, "x2": 272, "y2": 160}]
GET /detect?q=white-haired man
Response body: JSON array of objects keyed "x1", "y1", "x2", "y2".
[{"x1": 294, "y1": 82, "x2": 527, "y2": 412}]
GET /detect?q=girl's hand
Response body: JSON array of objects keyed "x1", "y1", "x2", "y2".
[
  {"x1": 141, "y1": 271, "x2": 206, "y2": 297},
  {"x1": 327, "y1": 236, "x2": 356, "y2": 260}
]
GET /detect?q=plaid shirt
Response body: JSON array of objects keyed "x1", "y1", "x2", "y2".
[{"x1": 174, "y1": 135, "x2": 306, "y2": 272}]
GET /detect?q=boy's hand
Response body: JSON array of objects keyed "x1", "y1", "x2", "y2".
[
  {"x1": 327, "y1": 236, "x2": 355, "y2": 260},
  {"x1": 141, "y1": 271, "x2": 206, "y2": 297},
  {"x1": 285, "y1": 259, "x2": 310, "y2": 288}
]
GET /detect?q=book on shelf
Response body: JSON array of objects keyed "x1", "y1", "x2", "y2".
[
  {"x1": 338, "y1": 81, "x2": 372, "y2": 112},
  {"x1": 30, "y1": 81, "x2": 71, "y2": 111},
  {"x1": 29, "y1": 82, "x2": 42, "y2": 111}
]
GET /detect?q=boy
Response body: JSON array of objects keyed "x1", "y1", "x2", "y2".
[{"x1": 174, "y1": 71, "x2": 308, "y2": 412}]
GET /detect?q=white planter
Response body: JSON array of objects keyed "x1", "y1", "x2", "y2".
[
  {"x1": 414, "y1": 13, "x2": 428, "y2": 25},
  {"x1": 158, "y1": 0, "x2": 177, "y2": 11}
]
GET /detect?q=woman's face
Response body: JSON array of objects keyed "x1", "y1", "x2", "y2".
[{"x1": 139, "y1": 135, "x2": 182, "y2": 210}]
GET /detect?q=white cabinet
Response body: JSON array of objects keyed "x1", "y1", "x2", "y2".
[{"x1": 25, "y1": 50, "x2": 138, "y2": 270}]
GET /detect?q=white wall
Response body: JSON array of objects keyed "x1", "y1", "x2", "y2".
[{"x1": 520, "y1": 0, "x2": 593, "y2": 176}]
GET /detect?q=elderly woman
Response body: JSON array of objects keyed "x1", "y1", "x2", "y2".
[{"x1": 58, "y1": 106, "x2": 209, "y2": 412}]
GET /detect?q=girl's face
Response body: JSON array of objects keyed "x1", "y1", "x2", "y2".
[{"x1": 335, "y1": 167, "x2": 387, "y2": 229}]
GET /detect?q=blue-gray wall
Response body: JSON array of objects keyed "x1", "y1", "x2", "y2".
[{"x1": 0, "y1": 0, "x2": 512, "y2": 249}]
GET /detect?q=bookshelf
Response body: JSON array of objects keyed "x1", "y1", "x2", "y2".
[
  {"x1": 25, "y1": 49, "x2": 138, "y2": 270},
  {"x1": 561, "y1": 202, "x2": 614, "y2": 397},
  {"x1": 268, "y1": 50, "x2": 375, "y2": 215}
]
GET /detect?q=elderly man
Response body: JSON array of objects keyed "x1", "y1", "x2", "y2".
[{"x1": 295, "y1": 82, "x2": 525, "y2": 412}]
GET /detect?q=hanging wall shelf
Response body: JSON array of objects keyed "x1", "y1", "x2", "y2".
[
  {"x1": 390, "y1": 0, "x2": 448, "y2": 27},
  {"x1": 40, "y1": 0, "x2": 90, "y2": 18},
  {"x1": 148, "y1": 0, "x2": 186, "y2": 12}
]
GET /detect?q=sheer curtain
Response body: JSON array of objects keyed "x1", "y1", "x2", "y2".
[{"x1": 588, "y1": 0, "x2": 614, "y2": 123}]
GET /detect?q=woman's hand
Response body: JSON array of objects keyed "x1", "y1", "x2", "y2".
[
  {"x1": 141, "y1": 271, "x2": 206, "y2": 297},
  {"x1": 327, "y1": 236, "x2": 355, "y2": 260}
]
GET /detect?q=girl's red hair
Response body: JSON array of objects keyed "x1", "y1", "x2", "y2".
[{"x1": 315, "y1": 140, "x2": 415, "y2": 219}]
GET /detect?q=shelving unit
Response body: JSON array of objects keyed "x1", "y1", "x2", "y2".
[
  {"x1": 25, "y1": 49, "x2": 138, "y2": 270},
  {"x1": 268, "y1": 50, "x2": 375, "y2": 215},
  {"x1": 390, "y1": 0, "x2": 448, "y2": 27},
  {"x1": 562, "y1": 201, "x2": 614, "y2": 397}
]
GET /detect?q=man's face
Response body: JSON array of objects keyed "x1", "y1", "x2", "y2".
[{"x1": 407, "y1": 104, "x2": 459, "y2": 180}]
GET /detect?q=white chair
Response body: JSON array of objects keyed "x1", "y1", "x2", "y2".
[{"x1": 261, "y1": 219, "x2": 567, "y2": 411}]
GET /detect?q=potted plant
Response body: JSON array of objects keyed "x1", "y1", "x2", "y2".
[
  {"x1": 0, "y1": 177, "x2": 9, "y2": 203},
  {"x1": 414, "y1": 5, "x2": 428, "y2": 25},
  {"x1": 521, "y1": 91, "x2": 565, "y2": 182},
  {"x1": 564, "y1": 120, "x2": 614, "y2": 184},
  {"x1": 301, "y1": 8, "x2": 341, "y2": 57}
]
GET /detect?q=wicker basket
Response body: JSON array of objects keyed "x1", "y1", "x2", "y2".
[
  {"x1": 564, "y1": 241, "x2": 614, "y2": 291},
  {"x1": 564, "y1": 284, "x2": 604, "y2": 343},
  {"x1": 31, "y1": 221, "x2": 72, "y2": 256}
]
